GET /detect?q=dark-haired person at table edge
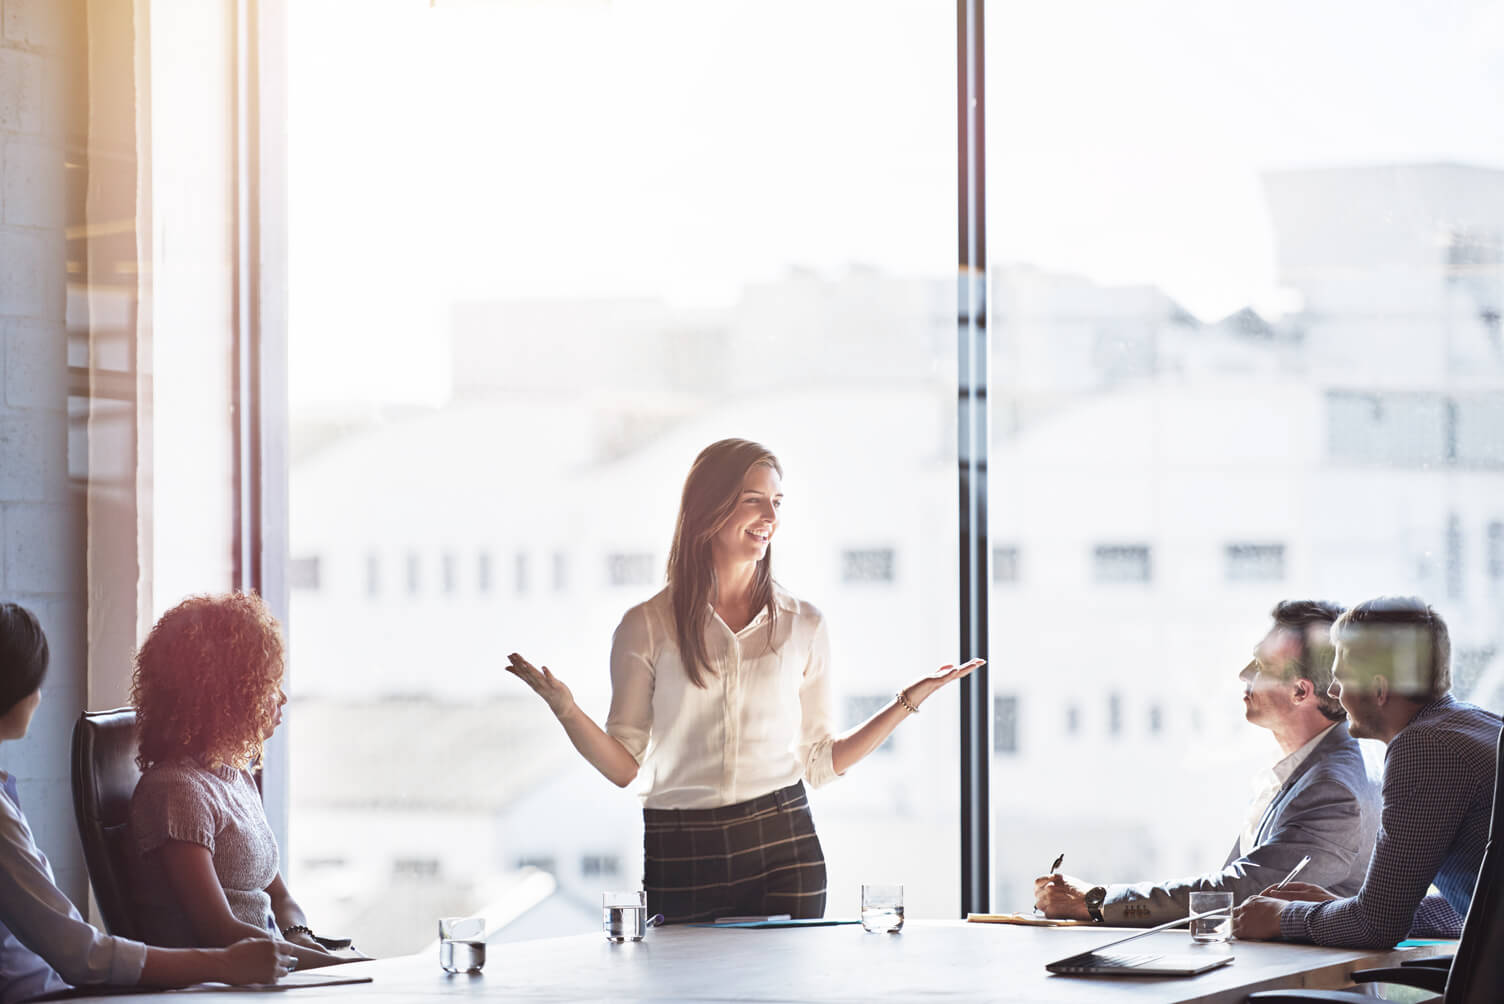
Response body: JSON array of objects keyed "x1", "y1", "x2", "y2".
[
  {"x1": 1, "y1": 602, "x2": 293, "y2": 1003},
  {"x1": 1234, "y1": 597, "x2": 1502, "y2": 947},
  {"x1": 505, "y1": 438, "x2": 984, "y2": 924}
]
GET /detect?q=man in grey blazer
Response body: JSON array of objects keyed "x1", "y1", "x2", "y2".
[{"x1": 1034, "y1": 600, "x2": 1381, "y2": 926}]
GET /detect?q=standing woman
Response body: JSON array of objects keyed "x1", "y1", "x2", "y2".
[
  {"x1": 506, "y1": 438, "x2": 981, "y2": 923},
  {"x1": 0, "y1": 603, "x2": 292, "y2": 1004}
]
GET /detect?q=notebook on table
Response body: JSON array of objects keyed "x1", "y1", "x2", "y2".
[{"x1": 1045, "y1": 908, "x2": 1234, "y2": 977}]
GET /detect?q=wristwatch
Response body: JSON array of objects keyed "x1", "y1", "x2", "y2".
[{"x1": 1084, "y1": 886, "x2": 1107, "y2": 923}]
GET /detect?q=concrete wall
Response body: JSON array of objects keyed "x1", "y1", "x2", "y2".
[{"x1": 1, "y1": 0, "x2": 89, "y2": 905}]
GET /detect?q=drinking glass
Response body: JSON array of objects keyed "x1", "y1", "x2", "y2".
[
  {"x1": 438, "y1": 916, "x2": 486, "y2": 973},
  {"x1": 1188, "y1": 892, "x2": 1233, "y2": 943},
  {"x1": 603, "y1": 890, "x2": 647, "y2": 943},
  {"x1": 861, "y1": 883, "x2": 904, "y2": 933}
]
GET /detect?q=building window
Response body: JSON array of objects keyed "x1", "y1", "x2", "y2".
[
  {"x1": 1447, "y1": 514, "x2": 1464, "y2": 600},
  {"x1": 1489, "y1": 522, "x2": 1504, "y2": 581},
  {"x1": 406, "y1": 552, "x2": 420, "y2": 595},
  {"x1": 477, "y1": 551, "x2": 492, "y2": 592},
  {"x1": 1107, "y1": 693, "x2": 1123, "y2": 737},
  {"x1": 515, "y1": 553, "x2": 529, "y2": 594},
  {"x1": 581, "y1": 854, "x2": 621, "y2": 877},
  {"x1": 553, "y1": 551, "x2": 570, "y2": 591},
  {"x1": 607, "y1": 552, "x2": 653, "y2": 587},
  {"x1": 994, "y1": 695, "x2": 1019, "y2": 754},
  {"x1": 392, "y1": 857, "x2": 440, "y2": 879},
  {"x1": 289, "y1": 556, "x2": 321, "y2": 590},
  {"x1": 845, "y1": 696, "x2": 897, "y2": 753},
  {"x1": 842, "y1": 548, "x2": 895, "y2": 583},
  {"x1": 1148, "y1": 704, "x2": 1164, "y2": 735},
  {"x1": 365, "y1": 553, "x2": 380, "y2": 597},
  {"x1": 1065, "y1": 704, "x2": 1081, "y2": 735},
  {"x1": 1093, "y1": 544, "x2": 1151, "y2": 584},
  {"x1": 441, "y1": 552, "x2": 457, "y2": 594},
  {"x1": 516, "y1": 856, "x2": 555, "y2": 873},
  {"x1": 1226, "y1": 543, "x2": 1285, "y2": 582},
  {"x1": 993, "y1": 546, "x2": 1020, "y2": 584}
]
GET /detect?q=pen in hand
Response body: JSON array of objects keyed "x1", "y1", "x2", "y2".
[
  {"x1": 1049, "y1": 853, "x2": 1065, "y2": 874},
  {"x1": 1272, "y1": 854, "x2": 1312, "y2": 890}
]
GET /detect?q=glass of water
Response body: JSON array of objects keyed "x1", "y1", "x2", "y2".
[
  {"x1": 603, "y1": 890, "x2": 647, "y2": 943},
  {"x1": 438, "y1": 916, "x2": 486, "y2": 973},
  {"x1": 861, "y1": 883, "x2": 904, "y2": 933},
  {"x1": 1188, "y1": 892, "x2": 1233, "y2": 943}
]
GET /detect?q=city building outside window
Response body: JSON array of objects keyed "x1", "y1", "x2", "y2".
[{"x1": 841, "y1": 548, "x2": 896, "y2": 583}]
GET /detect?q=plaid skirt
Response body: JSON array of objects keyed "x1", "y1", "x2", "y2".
[{"x1": 643, "y1": 781, "x2": 827, "y2": 924}]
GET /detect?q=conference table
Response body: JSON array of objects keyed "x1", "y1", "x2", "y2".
[{"x1": 64, "y1": 921, "x2": 1447, "y2": 1002}]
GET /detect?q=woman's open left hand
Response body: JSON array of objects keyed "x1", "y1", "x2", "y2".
[
  {"x1": 504, "y1": 653, "x2": 576, "y2": 719},
  {"x1": 904, "y1": 658, "x2": 985, "y2": 709}
]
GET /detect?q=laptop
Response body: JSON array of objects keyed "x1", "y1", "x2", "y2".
[{"x1": 1045, "y1": 908, "x2": 1235, "y2": 977}]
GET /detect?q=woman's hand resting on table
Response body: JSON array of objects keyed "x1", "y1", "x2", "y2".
[{"x1": 504, "y1": 653, "x2": 576, "y2": 719}]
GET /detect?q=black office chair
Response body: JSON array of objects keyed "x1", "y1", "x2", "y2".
[
  {"x1": 70, "y1": 708, "x2": 144, "y2": 941},
  {"x1": 1249, "y1": 723, "x2": 1504, "y2": 1003}
]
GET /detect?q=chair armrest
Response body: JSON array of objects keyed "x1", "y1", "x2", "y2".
[
  {"x1": 1352, "y1": 966, "x2": 1447, "y2": 992},
  {"x1": 1399, "y1": 956, "x2": 1452, "y2": 970}
]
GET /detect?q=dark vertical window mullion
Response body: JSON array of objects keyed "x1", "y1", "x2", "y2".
[{"x1": 956, "y1": 0, "x2": 992, "y2": 917}]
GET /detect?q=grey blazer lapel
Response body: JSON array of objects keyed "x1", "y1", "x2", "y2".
[{"x1": 1253, "y1": 723, "x2": 1351, "y2": 847}]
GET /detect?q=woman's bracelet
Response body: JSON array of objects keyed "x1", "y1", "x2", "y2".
[{"x1": 895, "y1": 689, "x2": 920, "y2": 714}]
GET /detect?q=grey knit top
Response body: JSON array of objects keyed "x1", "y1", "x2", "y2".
[{"x1": 130, "y1": 761, "x2": 279, "y2": 944}]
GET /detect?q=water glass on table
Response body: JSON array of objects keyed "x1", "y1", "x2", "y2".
[
  {"x1": 438, "y1": 916, "x2": 486, "y2": 973},
  {"x1": 861, "y1": 883, "x2": 904, "y2": 933},
  {"x1": 1188, "y1": 892, "x2": 1233, "y2": 943},
  {"x1": 603, "y1": 890, "x2": 647, "y2": 943}
]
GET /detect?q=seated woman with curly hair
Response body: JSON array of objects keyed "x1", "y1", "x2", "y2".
[{"x1": 129, "y1": 593, "x2": 356, "y2": 970}]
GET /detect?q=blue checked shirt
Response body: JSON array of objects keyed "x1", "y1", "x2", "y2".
[{"x1": 1279, "y1": 695, "x2": 1502, "y2": 948}]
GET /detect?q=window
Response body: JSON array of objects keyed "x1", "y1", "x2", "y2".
[
  {"x1": 392, "y1": 858, "x2": 440, "y2": 880},
  {"x1": 845, "y1": 696, "x2": 897, "y2": 753},
  {"x1": 607, "y1": 553, "x2": 653, "y2": 587},
  {"x1": 514, "y1": 553, "x2": 528, "y2": 594},
  {"x1": 1490, "y1": 522, "x2": 1504, "y2": 581},
  {"x1": 993, "y1": 696, "x2": 1019, "y2": 754},
  {"x1": 441, "y1": 552, "x2": 457, "y2": 594},
  {"x1": 515, "y1": 856, "x2": 556, "y2": 874},
  {"x1": 1447, "y1": 515, "x2": 1464, "y2": 600},
  {"x1": 841, "y1": 548, "x2": 896, "y2": 583},
  {"x1": 1093, "y1": 545, "x2": 1151, "y2": 584},
  {"x1": 1065, "y1": 704, "x2": 1081, "y2": 735},
  {"x1": 365, "y1": 553, "x2": 380, "y2": 597},
  {"x1": 289, "y1": 556, "x2": 322, "y2": 590},
  {"x1": 477, "y1": 551, "x2": 492, "y2": 592},
  {"x1": 993, "y1": 546, "x2": 1019, "y2": 584},
  {"x1": 553, "y1": 551, "x2": 570, "y2": 592},
  {"x1": 1107, "y1": 694, "x2": 1122, "y2": 737},
  {"x1": 1225, "y1": 543, "x2": 1284, "y2": 583},
  {"x1": 581, "y1": 855, "x2": 621, "y2": 877},
  {"x1": 405, "y1": 552, "x2": 420, "y2": 595},
  {"x1": 1148, "y1": 705, "x2": 1163, "y2": 736}
]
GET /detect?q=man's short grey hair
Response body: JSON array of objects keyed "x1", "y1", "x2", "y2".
[
  {"x1": 1331, "y1": 596, "x2": 1450, "y2": 700},
  {"x1": 1269, "y1": 600, "x2": 1346, "y2": 722}
]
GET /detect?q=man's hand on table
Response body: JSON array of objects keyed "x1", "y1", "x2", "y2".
[{"x1": 1032, "y1": 873, "x2": 1093, "y2": 921}]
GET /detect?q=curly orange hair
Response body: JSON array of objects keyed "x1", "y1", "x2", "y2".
[{"x1": 132, "y1": 592, "x2": 285, "y2": 771}]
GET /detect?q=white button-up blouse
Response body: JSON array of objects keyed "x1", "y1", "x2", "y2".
[{"x1": 604, "y1": 584, "x2": 841, "y2": 810}]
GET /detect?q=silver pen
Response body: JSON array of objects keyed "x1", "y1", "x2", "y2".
[{"x1": 1274, "y1": 854, "x2": 1312, "y2": 889}]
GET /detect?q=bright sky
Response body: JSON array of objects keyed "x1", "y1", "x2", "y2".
[{"x1": 287, "y1": 0, "x2": 1504, "y2": 412}]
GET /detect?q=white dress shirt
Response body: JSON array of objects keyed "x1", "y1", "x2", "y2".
[
  {"x1": 1239, "y1": 722, "x2": 1339, "y2": 857},
  {"x1": 605, "y1": 584, "x2": 840, "y2": 810},
  {"x1": 0, "y1": 770, "x2": 147, "y2": 1004}
]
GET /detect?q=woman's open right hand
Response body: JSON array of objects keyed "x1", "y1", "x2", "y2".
[
  {"x1": 504, "y1": 653, "x2": 576, "y2": 718},
  {"x1": 222, "y1": 937, "x2": 294, "y2": 985}
]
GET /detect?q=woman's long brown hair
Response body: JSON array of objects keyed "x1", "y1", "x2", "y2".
[{"x1": 666, "y1": 439, "x2": 782, "y2": 688}]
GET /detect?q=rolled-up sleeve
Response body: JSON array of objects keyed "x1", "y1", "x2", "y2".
[
  {"x1": 797, "y1": 614, "x2": 839, "y2": 788},
  {"x1": 605, "y1": 604, "x2": 657, "y2": 764},
  {"x1": 1, "y1": 792, "x2": 148, "y2": 990}
]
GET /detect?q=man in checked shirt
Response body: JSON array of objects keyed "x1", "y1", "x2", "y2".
[{"x1": 1233, "y1": 596, "x2": 1502, "y2": 947}]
